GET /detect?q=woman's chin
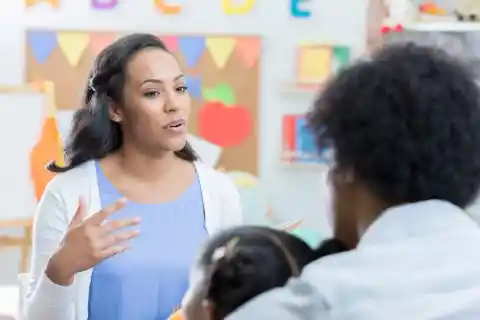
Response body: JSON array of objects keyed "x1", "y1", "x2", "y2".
[{"x1": 165, "y1": 137, "x2": 188, "y2": 152}]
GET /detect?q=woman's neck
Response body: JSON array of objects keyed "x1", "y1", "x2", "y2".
[{"x1": 110, "y1": 145, "x2": 181, "y2": 182}]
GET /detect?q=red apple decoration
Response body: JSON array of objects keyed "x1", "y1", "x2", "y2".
[{"x1": 198, "y1": 101, "x2": 252, "y2": 147}]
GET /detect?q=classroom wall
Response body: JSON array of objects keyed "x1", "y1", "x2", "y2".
[{"x1": 0, "y1": 0, "x2": 369, "y2": 236}]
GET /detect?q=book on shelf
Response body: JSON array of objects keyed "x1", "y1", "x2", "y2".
[{"x1": 282, "y1": 114, "x2": 332, "y2": 165}]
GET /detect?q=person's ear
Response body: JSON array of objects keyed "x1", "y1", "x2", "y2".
[
  {"x1": 328, "y1": 166, "x2": 355, "y2": 189},
  {"x1": 108, "y1": 100, "x2": 123, "y2": 123}
]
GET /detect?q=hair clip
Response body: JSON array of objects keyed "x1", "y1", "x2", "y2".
[
  {"x1": 88, "y1": 77, "x2": 96, "y2": 92},
  {"x1": 212, "y1": 237, "x2": 240, "y2": 262}
]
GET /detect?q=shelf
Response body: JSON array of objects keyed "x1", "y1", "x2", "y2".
[
  {"x1": 281, "y1": 81, "x2": 325, "y2": 94},
  {"x1": 280, "y1": 161, "x2": 329, "y2": 169},
  {"x1": 404, "y1": 22, "x2": 480, "y2": 32}
]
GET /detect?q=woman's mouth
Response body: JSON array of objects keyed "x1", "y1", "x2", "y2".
[{"x1": 164, "y1": 119, "x2": 187, "y2": 133}]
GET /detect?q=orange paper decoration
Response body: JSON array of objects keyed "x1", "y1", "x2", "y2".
[
  {"x1": 154, "y1": 0, "x2": 182, "y2": 14},
  {"x1": 25, "y1": 0, "x2": 59, "y2": 7},
  {"x1": 30, "y1": 116, "x2": 63, "y2": 201},
  {"x1": 29, "y1": 81, "x2": 64, "y2": 201}
]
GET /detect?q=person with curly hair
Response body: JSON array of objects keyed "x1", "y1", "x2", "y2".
[{"x1": 210, "y1": 44, "x2": 480, "y2": 318}]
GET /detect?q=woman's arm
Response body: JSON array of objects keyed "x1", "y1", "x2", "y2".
[{"x1": 24, "y1": 186, "x2": 75, "y2": 320}]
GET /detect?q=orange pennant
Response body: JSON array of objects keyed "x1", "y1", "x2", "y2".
[
  {"x1": 235, "y1": 37, "x2": 260, "y2": 68},
  {"x1": 25, "y1": 0, "x2": 59, "y2": 7},
  {"x1": 89, "y1": 32, "x2": 117, "y2": 55}
]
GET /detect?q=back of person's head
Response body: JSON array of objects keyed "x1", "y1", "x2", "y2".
[
  {"x1": 200, "y1": 226, "x2": 314, "y2": 319},
  {"x1": 308, "y1": 43, "x2": 480, "y2": 246}
]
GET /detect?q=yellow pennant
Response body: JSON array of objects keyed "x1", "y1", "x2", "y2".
[
  {"x1": 205, "y1": 37, "x2": 236, "y2": 69},
  {"x1": 57, "y1": 32, "x2": 90, "y2": 67},
  {"x1": 25, "y1": 0, "x2": 59, "y2": 7}
]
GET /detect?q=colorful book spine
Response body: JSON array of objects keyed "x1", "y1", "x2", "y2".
[
  {"x1": 282, "y1": 115, "x2": 296, "y2": 162},
  {"x1": 282, "y1": 114, "x2": 331, "y2": 165}
]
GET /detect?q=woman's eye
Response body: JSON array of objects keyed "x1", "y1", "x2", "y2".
[
  {"x1": 144, "y1": 91, "x2": 159, "y2": 97},
  {"x1": 177, "y1": 86, "x2": 188, "y2": 93}
]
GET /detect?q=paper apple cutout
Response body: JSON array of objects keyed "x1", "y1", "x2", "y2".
[
  {"x1": 198, "y1": 83, "x2": 252, "y2": 147},
  {"x1": 199, "y1": 101, "x2": 252, "y2": 147}
]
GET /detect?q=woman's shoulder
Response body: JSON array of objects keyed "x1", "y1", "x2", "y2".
[
  {"x1": 194, "y1": 161, "x2": 237, "y2": 195},
  {"x1": 45, "y1": 160, "x2": 97, "y2": 198}
]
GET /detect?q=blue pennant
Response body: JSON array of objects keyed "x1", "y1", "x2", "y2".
[
  {"x1": 186, "y1": 75, "x2": 202, "y2": 100},
  {"x1": 27, "y1": 30, "x2": 57, "y2": 64},
  {"x1": 178, "y1": 36, "x2": 205, "y2": 68}
]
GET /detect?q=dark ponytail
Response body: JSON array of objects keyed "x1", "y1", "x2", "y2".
[
  {"x1": 200, "y1": 226, "x2": 315, "y2": 319},
  {"x1": 48, "y1": 33, "x2": 197, "y2": 173}
]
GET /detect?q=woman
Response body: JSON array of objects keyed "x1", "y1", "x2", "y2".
[
  {"x1": 24, "y1": 33, "x2": 242, "y2": 320},
  {"x1": 224, "y1": 44, "x2": 480, "y2": 318},
  {"x1": 179, "y1": 226, "x2": 347, "y2": 320}
]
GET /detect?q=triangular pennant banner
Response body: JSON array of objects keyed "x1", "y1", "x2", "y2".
[
  {"x1": 178, "y1": 36, "x2": 205, "y2": 68},
  {"x1": 235, "y1": 37, "x2": 260, "y2": 68},
  {"x1": 57, "y1": 32, "x2": 91, "y2": 66},
  {"x1": 186, "y1": 75, "x2": 202, "y2": 100},
  {"x1": 27, "y1": 31, "x2": 57, "y2": 64},
  {"x1": 89, "y1": 32, "x2": 117, "y2": 55},
  {"x1": 161, "y1": 36, "x2": 178, "y2": 52},
  {"x1": 205, "y1": 37, "x2": 236, "y2": 69},
  {"x1": 25, "y1": 0, "x2": 59, "y2": 7}
]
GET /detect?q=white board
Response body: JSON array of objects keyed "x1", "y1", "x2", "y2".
[{"x1": 0, "y1": 92, "x2": 44, "y2": 220}]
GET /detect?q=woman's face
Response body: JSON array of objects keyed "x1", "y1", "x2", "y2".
[{"x1": 115, "y1": 47, "x2": 191, "y2": 153}]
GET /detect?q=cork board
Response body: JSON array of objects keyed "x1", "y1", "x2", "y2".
[{"x1": 26, "y1": 30, "x2": 261, "y2": 174}]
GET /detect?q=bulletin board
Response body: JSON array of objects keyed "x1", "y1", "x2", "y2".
[{"x1": 25, "y1": 30, "x2": 261, "y2": 174}]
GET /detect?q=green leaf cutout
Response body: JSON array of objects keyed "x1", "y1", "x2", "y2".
[
  {"x1": 202, "y1": 87, "x2": 218, "y2": 102},
  {"x1": 215, "y1": 83, "x2": 236, "y2": 105}
]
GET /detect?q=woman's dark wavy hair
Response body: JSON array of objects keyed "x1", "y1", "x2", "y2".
[{"x1": 48, "y1": 33, "x2": 197, "y2": 173}]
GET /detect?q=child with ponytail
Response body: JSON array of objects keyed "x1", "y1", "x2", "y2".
[{"x1": 177, "y1": 226, "x2": 347, "y2": 320}]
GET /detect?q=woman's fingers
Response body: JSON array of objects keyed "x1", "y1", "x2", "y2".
[
  {"x1": 99, "y1": 243, "x2": 131, "y2": 260},
  {"x1": 101, "y1": 217, "x2": 141, "y2": 234},
  {"x1": 87, "y1": 198, "x2": 128, "y2": 225},
  {"x1": 98, "y1": 229, "x2": 140, "y2": 251}
]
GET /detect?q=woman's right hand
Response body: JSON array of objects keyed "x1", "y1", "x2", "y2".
[{"x1": 45, "y1": 197, "x2": 140, "y2": 286}]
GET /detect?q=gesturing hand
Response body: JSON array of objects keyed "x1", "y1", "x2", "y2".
[{"x1": 46, "y1": 197, "x2": 140, "y2": 286}]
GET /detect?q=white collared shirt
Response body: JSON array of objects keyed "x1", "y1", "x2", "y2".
[{"x1": 229, "y1": 200, "x2": 480, "y2": 319}]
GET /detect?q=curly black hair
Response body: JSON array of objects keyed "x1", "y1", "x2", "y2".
[{"x1": 308, "y1": 43, "x2": 480, "y2": 208}]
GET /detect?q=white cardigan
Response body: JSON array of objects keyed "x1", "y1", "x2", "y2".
[{"x1": 24, "y1": 160, "x2": 243, "y2": 320}]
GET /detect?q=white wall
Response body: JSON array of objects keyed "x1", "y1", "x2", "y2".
[{"x1": 0, "y1": 0, "x2": 369, "y2": 236}]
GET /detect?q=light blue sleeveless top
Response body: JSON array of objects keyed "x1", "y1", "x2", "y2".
[{"x1": 88, "y1": 162, "x2": 208, "y2": 320}]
